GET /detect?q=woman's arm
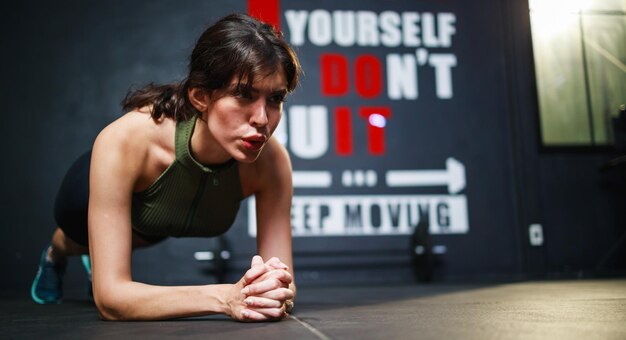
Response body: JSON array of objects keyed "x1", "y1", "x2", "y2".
[
  {"x1": 244, "y1": 138, "x2": 296, "y2": 308},
  {"x1": 87, "y1": 119, "x2": 266, "y2": 321}
]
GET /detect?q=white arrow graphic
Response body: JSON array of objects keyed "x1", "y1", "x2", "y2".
[
  {"x1": 385, "y1": 158, "x2": 466, "y2": 194},
  {"x1": 292, "y1": 171, "x2": 332, "y2": 188}
]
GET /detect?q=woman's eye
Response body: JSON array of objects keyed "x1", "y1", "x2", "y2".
[
  {"x1": 270, "y1": 94, "x2": 286, "y2": 104},
  {"x1": 233, "y1": 90, "x2": 252, "y2": 100}
]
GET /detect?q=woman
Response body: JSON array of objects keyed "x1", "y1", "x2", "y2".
[{"x1": 31, "y1": 13, "x2": 300, "y2": 322}]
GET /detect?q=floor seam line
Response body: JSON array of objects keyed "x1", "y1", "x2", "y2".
[{"x1": 290, "y1": 315, "x2": 332, "y2": 340}]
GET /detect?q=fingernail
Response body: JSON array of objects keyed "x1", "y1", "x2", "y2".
[
  {"x1": 241, "y1": 287, "x2": 249, "y2": 295},
  {"x1": 242, "y1": 310, "x2": 249, "y2": 317},
  {"x1": 245, "y1": 299, "x2": 252, "y2": 305}
]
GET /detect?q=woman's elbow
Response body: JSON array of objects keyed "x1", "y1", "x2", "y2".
[
  {"x1": 96, "y1": 307, "x2": 119, "y2": 321},
  {"x1": 93, "y1": 289, "x2": 128, "y2": 321}
]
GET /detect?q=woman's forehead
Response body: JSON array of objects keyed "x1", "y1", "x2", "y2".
[{"x1": 231, "y1": 67, "x2": 287, "y2": 92}]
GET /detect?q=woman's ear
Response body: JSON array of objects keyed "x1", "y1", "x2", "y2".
[{"x1": 188, "y1": 87, "x2": 210, "y2": 113}]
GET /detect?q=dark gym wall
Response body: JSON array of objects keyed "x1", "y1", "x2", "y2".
[{"x1": 2, "y1": 0, "x2": 623, "y2": 294}]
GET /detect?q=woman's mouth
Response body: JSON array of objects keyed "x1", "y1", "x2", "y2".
[{"x1": 242, "y1": 135, "x2": 266, "y2": 152}]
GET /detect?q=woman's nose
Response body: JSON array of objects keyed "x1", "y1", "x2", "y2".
[{"x1": 250, "y1": 99, "x2": 269, "y2": 127}]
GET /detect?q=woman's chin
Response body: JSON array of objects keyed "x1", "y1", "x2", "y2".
[{"x1": 233, "y1": 149, "x2": 262, "y2": 163}]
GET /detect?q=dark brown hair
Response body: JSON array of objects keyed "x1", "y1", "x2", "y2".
[{"x1": 121, "y1": 13, "x2": 301, "y2": 121}]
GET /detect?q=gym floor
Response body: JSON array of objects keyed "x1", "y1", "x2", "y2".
[{"x1": 2, "y1": 279, "x2": 625, "y2": 339}]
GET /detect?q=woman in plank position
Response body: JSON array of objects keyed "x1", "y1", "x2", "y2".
[{"x1": 31, "y1": 13, "x2": 300, "y2": 322}]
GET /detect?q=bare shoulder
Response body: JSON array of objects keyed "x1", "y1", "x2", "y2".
[
  {"x1": 95, "y1": 110, "x2": 154, "y2": 146},
  {"x1": 92, "y1": 110, "x2": 175, "y2": 177},
  {"x1": 240, "y1": 137, "x2": 292, "y2": 196}
]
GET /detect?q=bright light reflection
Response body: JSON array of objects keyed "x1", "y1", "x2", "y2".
[
  {"x1": 531, "y1": 11, "x2": 578, "y2": 38},
  {"x1": 529, "y1": 0, "x2": 593, "y2": 13},
  {"x1": 368, "y1": 113, "x2": 386, "y2": 128}
]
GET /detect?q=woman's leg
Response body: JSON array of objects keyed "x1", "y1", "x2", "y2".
[
  {"x1": 31, "y1": 229, "x2": 78, "y2": 304},
  {"x1": 49, "y1": 227, "x2": 89, "y2": 265},
  {"x1": 33, "y1": 151, "x2": 92, "y2": 304}
]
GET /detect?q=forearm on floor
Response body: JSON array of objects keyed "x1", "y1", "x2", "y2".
[{"x1": 94, "y1": 281, "x2": 234, "y2": 321}]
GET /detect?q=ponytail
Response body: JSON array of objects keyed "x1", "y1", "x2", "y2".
[{"x1": 121, "y1": 82, "x2": 193, "y2": 121}]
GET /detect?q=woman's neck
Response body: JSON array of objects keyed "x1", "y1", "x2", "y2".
[{"x1": 189, "y1": 117, "x2": 232, "y2": 165}]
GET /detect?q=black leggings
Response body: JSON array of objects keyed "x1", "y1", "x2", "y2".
[{"x1": 54, "y1": 150, "x2": 166, "y2": 247}]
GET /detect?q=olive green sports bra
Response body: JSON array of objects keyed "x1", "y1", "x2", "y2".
[{"x1": 131, "y1": 116, "x2": 243, "y2": 238}]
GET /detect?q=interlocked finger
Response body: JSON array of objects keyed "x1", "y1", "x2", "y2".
[
  {"x1": 244, "y1": 296, "x2": 283, "y2": 309},
  {"x1": 254, "y1": 269, "x2": 292, "y2": 288},
  {"x1": 265, "y1": 257, "x2": 289, "y2": 270},
  {"x1": 254, "y1": 287, "x2": 294, "y2": 302},
  {"x1": 242, "y1": 276, "x2": 284, "y2": 296},
  {"x1": 242, "y1": 258, "x2": 271, "y2": 286},
  {"x1": 239, "y1": 308, "x2": 268, "y2": 322},
  {"x1": 246, "y1": 306, "x2": 286, "y2": 320}
]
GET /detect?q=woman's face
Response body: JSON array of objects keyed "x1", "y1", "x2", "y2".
[{"x1": 204, "y1": 69, "x2": 288, "y2": 163}]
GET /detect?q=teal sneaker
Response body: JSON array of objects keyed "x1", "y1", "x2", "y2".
[
  {"x1": 80, "y1": 254, "x2": 93, "y2": 298},
  {"x1": 31, "y1": 246, "x2": 65, "y2": 304}
]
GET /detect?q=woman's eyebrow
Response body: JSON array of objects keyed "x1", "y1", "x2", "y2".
[
  {"x1": 270, "y1": 89, "x2": 288, "y2": 96},
  {"x1": 248, "y1": 87, "x2": 288, "y2": 96}
]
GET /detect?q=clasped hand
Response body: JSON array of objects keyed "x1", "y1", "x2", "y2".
[{"x1": 229, "y1": 255, "x2": 293, "y2": 322}]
